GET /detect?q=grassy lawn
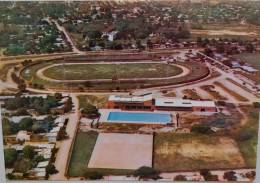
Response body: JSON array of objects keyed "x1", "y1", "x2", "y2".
[
  {"x1": 154, "y1": 132, "x2": 246, "y2": 171},
  {"x1": 77, "y1": 94, "x2": 109, "y2": 108},
  {"x1": 43, "y1": 63, "x2": 183, "y2": 80},
  {"x1": 214, "y1": 81, "x2": 249, "y2": 101},
  {"x1": 67, "y1": 131, "x2": 98, "y2": 177}
]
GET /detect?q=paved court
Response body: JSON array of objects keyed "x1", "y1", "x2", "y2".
[{"x1": 88, "y1": 133, "x2": 153, "y2": 170}]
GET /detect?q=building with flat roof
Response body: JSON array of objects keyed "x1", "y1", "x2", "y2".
[
  {"x1": 106, "y1": 94, "x2": 217, "y2": 112},
  {"x1": 107, "y1": 93, "x2": 153, "y2": 110}
]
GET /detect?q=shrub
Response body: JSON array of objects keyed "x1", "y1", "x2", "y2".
[
  {"x1": 83, "y1": 171, "x2": 103, "y2": 180},
  {"x1": 191, "y1": 124, "x2": 211, "y2": 134},
  {"x1": 174, "y1": 175, "x2": 186, "y2": 181},
  {"x1": 46, "y1": 164, "x2": 59, "y2": 175},
  {"x1": 224, "y1": 171, "x2": 237, "y2": 181},
  {"x1": 134, "y1": 166, "x2": 161, "y2": 180}
]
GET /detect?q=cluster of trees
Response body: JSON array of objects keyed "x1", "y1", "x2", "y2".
[
  {"x1": 133, "y1": 166, "x2": 161, "y2": 180},
  {"x1": 82, "y1": 103, "x2": 99, "y2": 118},
  {"x1": 4, "y1": 96, "x2": 59, "y2": 115}
]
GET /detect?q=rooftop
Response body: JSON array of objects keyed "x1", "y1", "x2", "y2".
[
  {"x1": 155, "y1": 99, "x2": 216, "y2": 108},
  {"x1": 109, "y1": 93, "x2": 152, "y2": 103}
]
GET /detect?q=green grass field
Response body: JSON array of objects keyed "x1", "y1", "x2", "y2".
[
  {"x1": 67, "y1": 132, "x2": 98, "y2": 177},
  {"x1": 43, "y1": 63, "x2": 183, "y2": 80}
]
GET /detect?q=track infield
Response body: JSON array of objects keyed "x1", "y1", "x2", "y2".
[{"x1": 88, "y1": 133, "x2": 153, "y2": 170}]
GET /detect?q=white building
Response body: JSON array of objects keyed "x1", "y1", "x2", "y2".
[
  {"x1": 16, "y1": 131, "x2": 30, "y2": 141},
  {"x1": 108, "y1": 31, "x2": 119, "y2": 41}
]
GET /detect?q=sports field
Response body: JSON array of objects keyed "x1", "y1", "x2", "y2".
[
  {"x1": 88, "y1": 133, "x2": 153, "y2": 170},
  {"x1": 42, "y1": 63, "x2": 183, "y2": 80}
]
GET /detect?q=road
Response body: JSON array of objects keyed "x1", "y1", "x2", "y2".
[
  {"x1": 49, "y1": 94, "x2": 79, "y2": 180},
  {"x1": 51, "y1": 19, "x2": 85, "y2": 54}
]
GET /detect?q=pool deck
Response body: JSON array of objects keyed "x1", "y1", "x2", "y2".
[{"x1": 98, "y1": 109, "x2": 177, "y2": 126}]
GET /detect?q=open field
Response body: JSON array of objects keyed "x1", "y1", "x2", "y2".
[
  {"x1": 233, "y1": 52, "x2": 260, "y2": 70},
  {"x1": 188, "y1": 23, "x2": 260, "y2": 41},
  {"x1": 88, "y1": 133, "x2": 153, "y2": 170},
  {"x1": 214, "y1": 81, "x2": 249, "y2": 101},
  {"x1": 154, "y1": 132, "x2": 245, "y2": 171},
  {"x1": 67, "y1": 132, "x2": 98, "y2": 177},
  {"x1": 234, "y1": 107, "x2": 259, "y2": 167},
  {"x1": 42, "y1": 63, "x2": 183, "y2": 80},
  {"x1": 77, "y1": 95, "x2": 109, "y2": 109}
]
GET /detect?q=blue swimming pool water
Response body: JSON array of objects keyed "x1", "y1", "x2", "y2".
[{"x1": 107, "y1": 112, "x2": 170, "y2": 123}]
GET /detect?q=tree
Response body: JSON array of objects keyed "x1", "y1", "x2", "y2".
[
  {"x1": 82, "y1": 103, "x2": 98, "y2": 118},
  {"x1": 57, "y1": 127, "x2": 68, "y2": 141},
  {"x1": 200, "y1": 169, "x2": 218, "y2": 181},
  {"x1": 216, "y1": 43, "x2": 225, "y2": 53},
  {"x1": 18, "y1": 83, "x2": 27, "y2": 92},
  {"x1": 245, "y1": 43, "x2": 254, "y2": 53},
  {"x1": 4, "y1": 148, "x2": 18, "y2": 168},
  {"x1": 253, "y1": 102, "x2": 260, "y2": 108},
  {"x1": 19, "y1": 118, "x2": 34, "y2": 131},
  {"x1": 54, "y1": 93, "x2": 62, "y2": 100},
  {"x1": 13, "y1": 108, "x2": 29, "y2": 116},
  {"x1": 2, "y1": 118, "x2": 20, "y2": 135},
  {"x1": 83, "y1": 171, "x2": 103, "y2": 180},
  {"x1": 33, "y1": 155, "x2": 45, "y2": 163},
  {"x1": 22, "y1": 145, "x2": 35, "y2": 160},
  {"x1": 133, "y1": 166, "x2": 161, "y2": 180},
  {"x1": 224, "y1": 171, "x2": 237, "y2": 181},
  {"x1": 204, "y1": 48, "x2": 212, "y2": 56},
  {"x1": 174, "y1": 175, "x2": 186, "y2": 181},
  {"x1": 46, "y1": 163, "x2": 58, "y2": 175}
]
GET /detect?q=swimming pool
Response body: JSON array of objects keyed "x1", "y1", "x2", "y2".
[{"x1": 107, "y1": 112, "x2": 171, "y2": 123}]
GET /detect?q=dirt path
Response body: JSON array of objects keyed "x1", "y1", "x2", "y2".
[
  {"x1": 52, "y1": 19, "x2": 84, "y2": 54},
  {"x1": 36, "y1": 61, "x2": 190, "y2": 83},
  {"x1": 49, "y1": 94, "x2": 79, "y2": 180}
]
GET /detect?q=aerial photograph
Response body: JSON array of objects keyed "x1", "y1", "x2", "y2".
[{"x1": 0, "y1": 0, "x2": 259, "y2": 182}]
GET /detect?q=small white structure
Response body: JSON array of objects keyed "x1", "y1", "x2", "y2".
[
  {"x1": 37, "y1": 161, "x2": 49, "y2": 168},
  {"x1": 46, "y1": 132, "x2": 58, "y2": 142},
  {"x1": 108, "y1": 31, "x2": 119, "y2": 41},
  {"x1": 16, "y1": 131, "x2": 30, "y2": 141},
  {"x1": 10, "y1": 116, "x2": 31, "y2": 123}
]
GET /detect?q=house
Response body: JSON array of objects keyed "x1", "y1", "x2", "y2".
[
  {"x1": 108, "y1": 31, "x2": 119, "y2": 41},
  {"x1": 1, "y1": 108, "x2": 12, "y2": 116},
  {"x1": 16, "y1": 131, "x2": 30, "y2": 141},
  {"x1": 9, "y1": 116, "x2": 31, "y2": 123},
  {"x1": 37, "y1": 161, "x2": 49, "y2": 168},
  {"x1": 46, "y1": 132, "x2": 58, "y2": 142}
]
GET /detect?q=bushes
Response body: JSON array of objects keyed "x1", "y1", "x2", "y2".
[
  {"x1": 224, "y1": 171, "x2": 237, "y2": 181},
  {"x1": 191, "y1": 124, "x2": 211, "y2": 134},
  {"x1": 4, "y1": 148, "x2": 18, "y2": 168},
  {"x1": 235, "y1": 128, "x2": 255, "y2": 141},
  {"x1": 83, "y1": 171, "x2": 103, "y2": 180},
  {"x1": 200, "y1": 169, "x2": 218, "y2": 181},
  {"x1": 174, "y1": 175, "x2": 186, "y2": 181},
  {"x1": 133, "y1": 166, "x2": 161, "y2": 180}
]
